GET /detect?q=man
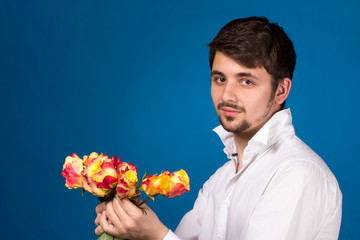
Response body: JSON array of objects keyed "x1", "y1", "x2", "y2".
[{"x1": 95, "y1": 17, "x2": 342, "y2": 239}]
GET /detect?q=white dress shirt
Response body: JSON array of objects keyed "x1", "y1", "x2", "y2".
[{"x1": 164, "y1": 109, "x2": 342, "y2": 240}]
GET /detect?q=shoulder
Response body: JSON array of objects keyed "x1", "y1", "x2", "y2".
[
  {"x1": 271, "y1": 160, "x2": 336, "y2": 190},
  {"x1": 265, "y1": 138, "x2": 342, "y2": 211},
  {"x1": 274, "y1": 136, "x2": 336, "y2": 181},
  {"x1": 265, "y1": 158, "x2": 342, "y2": 220},
  {"x1": 262, "y1": 135, "x2": 342, "y2": 198}
]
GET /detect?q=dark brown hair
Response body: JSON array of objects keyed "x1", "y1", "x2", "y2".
[{"x1": 208, "y1": 17, "x2": 296, "y2": 108}]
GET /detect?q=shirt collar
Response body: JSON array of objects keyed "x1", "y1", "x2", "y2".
[{"x1": 213, "y1": 108, "x2": 295, "y2": 158}]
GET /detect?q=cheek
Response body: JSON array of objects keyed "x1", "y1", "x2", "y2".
[
  {"x1": 252, "y1": 90, "x2": 273, "y2": 113},
  {"x1": 243, "y1": 91, "x2": 269, "y2": 113},
  {"x1": 238, "y1": 91, "x2": 254, "y2": 107}
]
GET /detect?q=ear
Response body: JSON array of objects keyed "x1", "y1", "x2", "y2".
[{"x1": 275, "y1": 77, "x2": 292, "y2": 105}]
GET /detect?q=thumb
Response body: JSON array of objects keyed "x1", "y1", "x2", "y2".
[{"x1": 96, "y1": 202, "x2": 107, "y2": 214}]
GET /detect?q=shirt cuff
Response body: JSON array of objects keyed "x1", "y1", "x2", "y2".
[{"x1": 163, "y1": 229, "x2": 181, "y2": 240}]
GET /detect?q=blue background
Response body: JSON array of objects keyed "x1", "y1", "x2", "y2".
[{"x1": 1, "y1": 0, "x2": 359, "y2": 239}]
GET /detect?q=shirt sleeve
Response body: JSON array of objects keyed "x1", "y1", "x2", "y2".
[
  {"x1": 163, "y1": 230, "x2": 182, "y2": 240},
  {"x1": 241, "y1": 161, "x2": 342, "y2": 240},
  {"x1": 173, "y1": 178, "x2": 210, "y2": 240}
]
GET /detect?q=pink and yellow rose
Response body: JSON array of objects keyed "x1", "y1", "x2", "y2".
[
  {"x1": 81, "y1": 153, "x2": 119, "y2": 197},
  {"x1": 167, "y1": 169, "x2": 190, "y2": 197},
  {"x1": 141, "y1": 169, "x2": 190, "y2": 198},
  {"x1": 141, "y1": 171, "x2": 170, "y2": 197},
  {"x1": 61, "y1": 153, "x2": 84, "y2": 189},
  {"x1": 62, "y1": 152, "x2": 189, "y2": 202},
  {"x1": 116, "y1": 162, "x2": 139, "y2": 199}
]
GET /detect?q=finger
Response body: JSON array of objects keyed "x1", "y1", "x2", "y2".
[
  {"x1": 95, "y1": 210, "x2": 107, "y2": 236},
  {"x1": 115, "y1": 197, "x2": 142, "y2": 217},
  {"x1": 106, "y1": 200, "x2": 127, "y2": 231},
  {"x1": 110, "y1": 198, "x2": 139, "y2": 236},
  {"x1": 95, "y1": 210, "x2": 105, "y2": 226},
  {"x1": 99, "y1": 210, "x2": 119, "y2": 237},
  {"x1": 111, "y1": 197, "x2": 131, "y2": 223},
  {"x1": 95, "y1": 202, "x2": 106, "y2": 214},
  {"x1": 94, "y1": 223, "x2": 104, "y2": 236}
]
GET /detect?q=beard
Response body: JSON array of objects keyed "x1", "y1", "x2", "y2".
[
  {"x1": 218, "y1": 115, "x2": 251, "y2": 133},
  {"x1": 217, "y1": 102, "x2": 251, "y2": 133},
  {"x1": 217, "y1": 91, "x2": 276, "y2": 134}
]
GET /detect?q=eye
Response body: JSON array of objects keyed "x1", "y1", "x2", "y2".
[
  {"x1": 241, "y1": 79, "x2": 253, "y2": 86},
  {"x1": 213, "y1": 76, "x2": 226, "y2": 83}
]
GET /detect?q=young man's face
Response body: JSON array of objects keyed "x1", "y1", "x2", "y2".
[{"x1": 211, "y1": 51, "x2": 280, "y2": 136}]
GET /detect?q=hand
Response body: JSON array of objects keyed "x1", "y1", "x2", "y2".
[
  {"x1": 95, "y1": 197, "x2": 169, "y2": 240},
  {"x1": 94, "y1": 201, "x2": 108, "y2": 236},
  {"x1": 95, "y1": 201, "x2": 121, "y2": 236}
]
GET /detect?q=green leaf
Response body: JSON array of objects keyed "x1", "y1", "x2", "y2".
[
  {"x1": 97, "y1": 232, "x2": 126, "y2": 240},
  {"x1": 97, "y1": 232, "x2": 114, "y2": 240},
  {"x1": 142, "y1": 171, "x2": 147, "y2": 180}
]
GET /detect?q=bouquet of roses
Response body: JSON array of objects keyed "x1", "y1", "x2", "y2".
[{"x1": 61, "y1": 152, "x2": 190, "y2": 240}]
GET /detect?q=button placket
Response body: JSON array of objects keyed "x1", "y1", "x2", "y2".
[{"x1": 217, "y1": 176, "x2": 237, "y2": 240}]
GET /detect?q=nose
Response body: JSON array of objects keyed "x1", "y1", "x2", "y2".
[{"x1": 221, "y1": 82, "x2": 237, "y2": 103}]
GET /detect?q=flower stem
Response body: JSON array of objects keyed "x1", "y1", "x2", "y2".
[{"x1": 137, "y1": 194, "x2": 160, "y2": 207}]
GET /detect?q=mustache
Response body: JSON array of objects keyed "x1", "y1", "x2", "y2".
[{"x1": 217, "y1": 102, "x2": 246, "y2": 112}]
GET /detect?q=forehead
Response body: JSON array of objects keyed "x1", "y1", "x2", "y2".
[{"x1": 212, "y1": 52, "x2": 271, "y2": 80}]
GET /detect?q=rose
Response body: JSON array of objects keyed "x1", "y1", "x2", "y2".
[
  {"x1": 141, "y1": 169, "x2": 190, "y2": 198},
  {"x1": 141, "y1": 171, "x2": 171, "y2": 197},
  {"x1": 167, "y1": 169, "x2": 190, "y2": 197},
  {"x1": 62, "y1": 153, "x2": 190, "y2": 200},
  {"x1": 61, "y1": 153, "x2": 84, "y2": 189},
  {"x1": 116, "y1": 162, "x2": 139, "y2": 199},
  {"x1": 81, "y1": 153, "x2": 118, "y2": 197}
]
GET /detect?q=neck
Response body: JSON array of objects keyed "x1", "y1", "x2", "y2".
[
  {"x1": 233, "y1": 108, "x2": 279, "y2": 172},
  {"x1": 233, "y1": 131, "x2": 253, "y2": 172},
  {"x1": 234, "y1": 133, "x2": 252, "y2": 153}
]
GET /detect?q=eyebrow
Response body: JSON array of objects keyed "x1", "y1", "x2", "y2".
[
  {"x1": 236, "y1": 72, "x2": 259, "y2": 80},
  {"x1": 210, "y1": 70, "x2": 225, "y2": 77},
  {"x1": 210, "y1": 70, "x2": 259, "y2": 80}
]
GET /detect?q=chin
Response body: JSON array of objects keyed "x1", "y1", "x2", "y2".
[{"x1": 219, "y1": 117, "x2": 250, "y2": 133}]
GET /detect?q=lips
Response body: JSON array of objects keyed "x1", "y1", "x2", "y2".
[{"x1": 221, "y1": 107, "x2": 242, "y2": 117}]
